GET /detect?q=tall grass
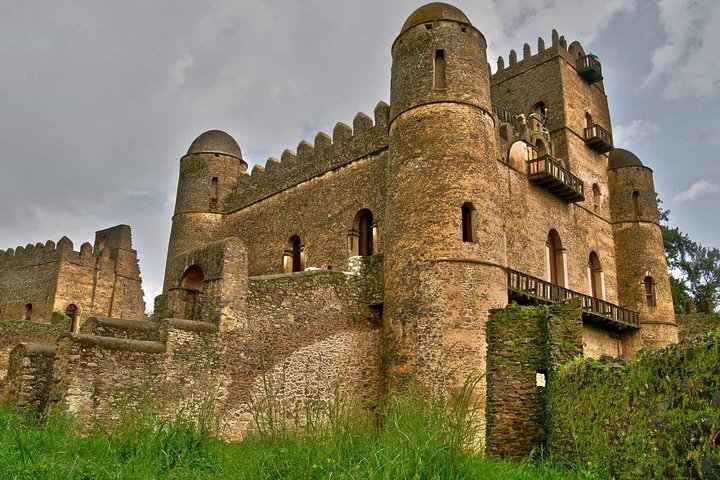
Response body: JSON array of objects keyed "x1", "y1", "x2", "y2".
[{"x1": 0, "y1": 385, "x2": 585, "y2": 480}]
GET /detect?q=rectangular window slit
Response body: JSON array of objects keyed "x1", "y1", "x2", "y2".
[{"x1": 434, "y1": 49, "x2": 446, "y2": 89}]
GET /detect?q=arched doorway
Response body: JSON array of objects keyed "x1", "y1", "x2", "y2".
[
  {"x1": 588, "y1": 252, "x2": 603, "y2": 300},
  {"x1": 357, "y1": 210, "x2": 374, "y2": 256},
  {"x1": 546, "y1": 230, "x2": 565, "y2": 290},
  {"x1": 65, "y1": 304, "x2": 79, "y2": 332},
  {"x1": 284, "y1": 235, "x2": 304, "y2": 273},
  {"x1": 180, "y1": 265, "x2": 204, "y2": 321}
]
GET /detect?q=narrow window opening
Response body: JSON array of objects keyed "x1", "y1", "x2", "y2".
[
  {"x1": 535, "y1": 138, "x2": 547, "y2": 157},
  {"x1": 434, "y1": 49, "x2": 446, "y2": 89},
  {"x1": 425, "y1": 23, "x2": 433, "y2": 30},
  {"x1": 585, "y1": 112, "x2": 593, "y2": 128},
  {"x1": 589, "y1": 252, "x2": 603, "y2": 299},
  {"x1": 461, "y1": 203, "x2": 474, "y2": 242},
  {"x1": 632, "y1": 191, "x2": 642, "y2": 218},
  {"x1": 24, "y1": 303, "x2": 32, "y2": 321},
  {"x1": 292, "y1": 236, "x2": 302, "y2": 272},
  {"x1": 533, "y1": 102, "x2": 547, "y2": 126},
  {"x1": 592, "y1": 183, "x2": 601, "y2": 212},
  {"x1": 210, "y1": 176, "x2": 219, "y2": 209},
  {"x1": 644, "y1": 276, "x2": 656, "y2": 307}
]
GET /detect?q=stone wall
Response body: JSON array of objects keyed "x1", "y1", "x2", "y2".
[
  {"x1": 485, "y1": 301, "x2": 582, "y2": 458},
  {"x1": 0, "y1": 319, "x2": 69, "y2": 394},
  {"x1": 5, "y1": 343, "x2": 56, "y2": 410},
  {"x1": 547, "y1": 331, "x2": 720, "y2": 479}
]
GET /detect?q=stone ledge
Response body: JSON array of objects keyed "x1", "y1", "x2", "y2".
[
  {"x1": 164, "y1": 318, "x2": 219, "y2": 333},
  {"x1": 66, "y1": 333, "x2": 166, "y2": 354}
]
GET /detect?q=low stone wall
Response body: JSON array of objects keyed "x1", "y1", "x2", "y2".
[
  {"x1": 485, "y1": 301, "x2": 582, "y2": 458},
  {"x1": 6, "y1": 343, "x2": 56, "y2": 409},
  {"x1": 547, "y1": 330, "x2": 720, "y2": 479}
]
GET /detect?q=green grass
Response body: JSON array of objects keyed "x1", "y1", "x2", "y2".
[{"x1": 0, "y1": 391, "x2": 587, "y2": 480}]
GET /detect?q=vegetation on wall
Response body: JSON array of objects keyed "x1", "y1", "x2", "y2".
[{"x1": 547, "y1": 330, "x2": 720, "y2": 479}]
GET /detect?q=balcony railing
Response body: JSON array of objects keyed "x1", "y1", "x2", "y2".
[
  {"x1": 576, "y1": 54, "x2": 603, "y2": 84},
  {"x1": 584, "y1": 124, "x2": 614, "y2": 153},
  {"x1": 507, "y1": 269, "x2": 640, "y2": 330},
  {"x1": 492, "y1": 104, "x2": 518, "y2": 125},
  {"x1": 527, "y1": 155, "x2": 585, "y2": 203}
]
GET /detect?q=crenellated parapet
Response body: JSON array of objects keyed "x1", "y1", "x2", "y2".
[
  {"x1": 224, "y1": 101, "x2": 390, "y2": 211},
  {"x1": 0, "y1": 236, "x2": 119, "y2": 273},
  {"x1": 490, "y1": 30, "x2": 593, "y2": 84}
]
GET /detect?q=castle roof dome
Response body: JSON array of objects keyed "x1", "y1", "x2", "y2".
[
  {"x1": 608, "y1": 148, "x2": 644, "y2": 169},
  {"x1": 187, "y1": 130, "x2": 243, "y2": 159},
  {"x1": 401, "y1": 3, "x2": 471, "y2": 33}
]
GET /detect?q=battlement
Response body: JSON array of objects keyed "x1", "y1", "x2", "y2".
[
  {"x1": 491, "y1": 30, "x2": 592, "y2": 83},
  {"x1": 224, "y1": 101, "x2": 390, "y2": 211},
  {"x1": 0, "y1": 225, "x2": 139, "y2": 274}
]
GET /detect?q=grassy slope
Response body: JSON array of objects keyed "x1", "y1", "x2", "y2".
[{"x1": 0, "y1": 397, "x2": 584, "y2": 480}]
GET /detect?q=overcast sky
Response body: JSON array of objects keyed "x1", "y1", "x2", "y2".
[{"x1": 1, "y1": 0, "x2": 718, "y2": 309}]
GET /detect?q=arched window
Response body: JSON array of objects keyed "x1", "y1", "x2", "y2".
[
  {"x1": 358, "y1": 210, "x2": 374, "y2": 256},
  {"x1": 585, "y1": 112, "x2": 593, "y2": 128},
  {"x1": 644, "y1": 276, "x2": 656, "y2": 307},
  {"x1": 461, "y1": 203, "x2": 475, "y2": 242},
  {"x1": 592, "y1": 183, "x2": 601, "y2": 212},
  {"x1": 24, "y1": 303, "x2": 32, "y2": 321},
  {"x1": 284, "y1": 235, "x2": 304, "y2": 273},
  {"x1": 632, "y1": 191, "x2": 642, "y2": 218},
  {"x1": 180, "y1": 265, "x2": 204, "y2": 291},
  {"x1": 434, "y1": 49, "x2": 446, "y2": 89},
  {"x1": 588, "y1": 252, "x2": 604, "y2": 299},
  {"x1": 66, "y1": 304, "x2": 79, "y2": 332},
  {"x1": 507, "y1": 141, "x2": 535, "y2": 171},
  {"x1": 546, "y1": 230, "x2": 565, "y2": 287}
]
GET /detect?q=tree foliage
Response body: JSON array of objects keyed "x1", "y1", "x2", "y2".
[{"x1": 659, "y1": 199, "x2": 720, "y2": 313}]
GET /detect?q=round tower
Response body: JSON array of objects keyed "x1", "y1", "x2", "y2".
[
  {"x1": 384, "y1": 4, "x2": 507, "y2": 396},
  {"x1": 164, "y1": 130, "x2": 247, "y2": 290},
  {"x1": 607, "y1": 148, "x2": 678, "y2": 352}
]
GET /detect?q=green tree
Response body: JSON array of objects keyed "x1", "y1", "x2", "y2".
[{"x1": 659, "y1": 198, "x2": 719, "y2": 313}]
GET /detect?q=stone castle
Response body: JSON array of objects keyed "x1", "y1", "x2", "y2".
[{"x1": 2, "y1": 3, "x2": 678, "y2": 452}]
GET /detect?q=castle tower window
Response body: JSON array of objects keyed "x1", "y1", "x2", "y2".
[
  {"x1": 180, "y1": 264, "x2": 204, "y2": 292},
  {"x1": 210, "y1": 177, "x2": 219, "y2": 209},
  {"x1": 546, "y1": 230, "x2": 566, "y2": 287},
  {"x1": 535, "y1": 138, "x2": 547, "y2": 158},
  {"x1": 644, "y1": 276, "x2": 656, "y2": 307},
  {"x1": 588, "y1": 252, "x2": 605, "y2": 300},
  {"x1": 585, "y1": 112, "x2": 593, "y2": 128},
  {"x1": 434, "y1": 49, "x2": 446, "y2": 89},
  {"x1": 24, "y1": 303, "x2": 32, "y2": 321},
  {"x1": 461, "y1": 203, "x2": 475, "y2": 242},
  {"x1": 533, "y1": 102, "x2": 547, "y2": 126},
  {"x1": 632, "y1": 191, "x2": 642, "y2": 218},
  {"x1": 284, "y1": 235, "x2": 304, "y2": 273},
  {"x1": 592, "y1": 183, "x2": 601, "y2": 212}
]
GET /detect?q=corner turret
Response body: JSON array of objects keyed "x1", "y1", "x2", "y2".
[
  {"x1": 608, "y1": 148, "x2": 677, "y2": 352},
  {"x1": 164, "y1": 130, "x2": 247, "y2": 288}
]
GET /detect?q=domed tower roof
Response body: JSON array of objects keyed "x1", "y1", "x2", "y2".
[
  {"x1": 400, "y1": 3, "x2": 471, "y2": 33},
  {"x1": 608, "y1": 148, "x2": 643, "y2": 169},
  {"x1": 187, "y1": 130, "x2": 243, "y2": 159}
]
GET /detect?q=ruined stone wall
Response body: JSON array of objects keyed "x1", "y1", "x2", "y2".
[
  {"x1": 485, "y1": 301, "x2": 582, "y2": 458},
  {"x1": 0, "y1": 319, "x2": 69, "y2": 395},
  {"x1": 5, "y1": 343, "x2": 56, "y2": 410}
]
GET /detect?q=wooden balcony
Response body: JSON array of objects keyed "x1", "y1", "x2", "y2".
[
  {"x1": 584, "y1": 124, "x2": 614, "y2": 153},
  {"x1": 576, "y1": 54, "x2": 603, "y2": 84},
  {"x1": 527, "y1": 155, "x2": 585, "y2": 203},
  {"x1": 507, "y1": 269, "x2": 640, "y2": 331}
]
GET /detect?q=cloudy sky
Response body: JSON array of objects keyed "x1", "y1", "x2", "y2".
[{"x1": 1, "y1": 0, "x2": 718, "y2": 308}]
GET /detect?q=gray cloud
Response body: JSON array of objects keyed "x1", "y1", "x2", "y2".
[{"x1": 1, "y1": 0, "x2": 717, "y2": 310}]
